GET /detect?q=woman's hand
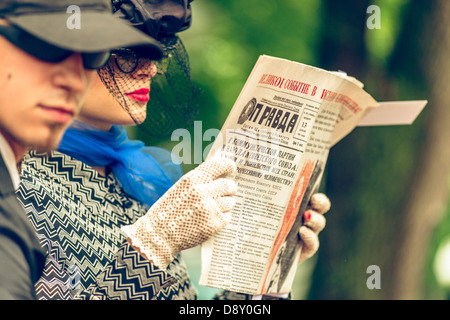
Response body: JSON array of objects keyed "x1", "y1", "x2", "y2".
[
  {"x1": 123, "y1": 157, "x2": 237, "y2": 269},
  {"x1": 298, "y1": 193, "x2": 331, "y2": 264}
]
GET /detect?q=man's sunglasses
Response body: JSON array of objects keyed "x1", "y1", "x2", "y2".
[{"x1": 0, "y1": 25, "x2": 110, "y2": 70}]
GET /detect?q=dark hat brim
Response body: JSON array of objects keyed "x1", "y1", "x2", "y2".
[{"x1": 7, "y1": 11, "x2": 163, "y2": 59}]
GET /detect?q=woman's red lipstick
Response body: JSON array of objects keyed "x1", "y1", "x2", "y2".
[{"x1": 125, "y1": 88, "x2": 150, "y2": 102}]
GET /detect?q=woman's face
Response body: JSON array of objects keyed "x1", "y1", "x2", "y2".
[{"x1": 77, "y1": 51, "x2": 157, "y2": 131}]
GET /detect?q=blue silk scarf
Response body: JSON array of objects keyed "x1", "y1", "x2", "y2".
[{"x1": 58, "y1": 121, "x2": 181, "y2": 207}]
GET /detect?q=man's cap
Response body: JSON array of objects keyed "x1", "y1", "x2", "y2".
[{"x1": 0, "y1": 0, "x2": 164, "y2": 59}]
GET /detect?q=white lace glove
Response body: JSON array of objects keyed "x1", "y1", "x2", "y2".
[
  {"x1": 122, "y1": 157, "x2": 238, "y2": 269},
  {"x1": 298, "y1": 193, "x2": 331, "y2": 264}
]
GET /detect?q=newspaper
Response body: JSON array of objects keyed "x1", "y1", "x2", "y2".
[{"x1": 199, "y1": 55, "x2": 427, "y2": 295}]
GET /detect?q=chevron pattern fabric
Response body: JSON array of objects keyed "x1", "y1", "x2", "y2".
[{"x1": 16, "y1": 151, "x2": 197, "y2": 300}]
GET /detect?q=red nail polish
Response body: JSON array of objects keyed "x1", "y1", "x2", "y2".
[{"x1": 304, "y1": 211, "x2": 312, "y2": 221}]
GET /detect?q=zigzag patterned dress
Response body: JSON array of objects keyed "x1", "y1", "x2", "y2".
[{"x1": 16, "y1": 150, "x2": 198, "y2": 300}]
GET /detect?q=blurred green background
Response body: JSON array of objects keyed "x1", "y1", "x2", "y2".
[{"x1": 132, "y1": 0, "x2": 450, "y2": 299}]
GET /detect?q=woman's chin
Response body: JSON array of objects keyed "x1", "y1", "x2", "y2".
[{"x1": 121, "y1": 113, "x2": 146, "y2": 126}]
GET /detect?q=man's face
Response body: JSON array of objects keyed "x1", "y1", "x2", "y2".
[{"x1": 0, "y1": 34, "x2": 95, "y2": 158}]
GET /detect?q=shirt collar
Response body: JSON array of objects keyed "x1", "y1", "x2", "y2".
[{"x1": 0, "y1": 132, "x2": 20, "y2": 190}]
